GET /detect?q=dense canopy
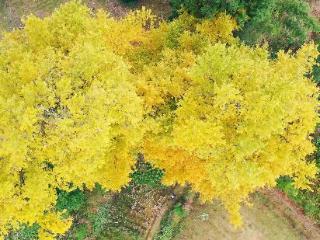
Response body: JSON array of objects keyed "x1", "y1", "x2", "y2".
[{"x1": 0, "y1": 2, "x2": 318, "y2": 239}]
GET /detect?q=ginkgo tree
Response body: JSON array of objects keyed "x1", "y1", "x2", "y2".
[{"x1": 0, "y1": 1, "x2": 318, "y2": 239}]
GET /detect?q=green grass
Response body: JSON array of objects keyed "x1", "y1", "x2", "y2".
[{"x1": 154, "y1": 203, "x2": 187, "y2": 240}]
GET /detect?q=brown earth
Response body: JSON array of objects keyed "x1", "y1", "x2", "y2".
[
  {"x1": 174, "y1": 189, "x2": 320, "y2": 240},
  {"x1": 0, "y1": 0, "x2": 171, "y2": 34},
  {"x1": 309, "y1": 0, "x2": 320, "y2": 19}
]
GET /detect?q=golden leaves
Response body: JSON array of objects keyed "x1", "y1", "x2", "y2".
[
  {"x1": 0, "y1": 1, "x2": 318, "y2": 238},
  {"x1": 143, "y1": 42, "x2": 318, "y2": 225},
  {"x1": 0, "y1": 1, "x2": 144, "y2": 237}
]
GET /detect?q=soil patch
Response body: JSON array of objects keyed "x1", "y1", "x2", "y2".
[{"x1": 174, "y1": 189, "x2": 320, "y2": 240}]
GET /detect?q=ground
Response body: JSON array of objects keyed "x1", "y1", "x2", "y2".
[
  {"x1": 0, "y1": 0, "x2": 171, "y2": 34},
  {"x1": 309, "y1": 0, "x2": 320, "y2": 19},
  {"x1": 175, "y1": 190, "x2": 320, "y2": 240}
]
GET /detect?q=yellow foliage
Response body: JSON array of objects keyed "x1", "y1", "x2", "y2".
[
  {"x1": 0, "y1": 1, "x2": 144, "y2": 237},
  {"x1": 0, "y1": 1, "x2": 318, "y2": 237},
  {"x1": 144, "y1": 43, "x2": 319, "y2": 226}
]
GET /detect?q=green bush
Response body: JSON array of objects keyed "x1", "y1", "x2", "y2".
[
  {"x1": 312, "y1": 37, "x2": 320, "y2": 85},
  {"x1": 170, "y1": 0, "x2": 319, "y2": 52},
  {"x1": 5, "y1": 224, "x2": 39, "y2": 240},
  {"x1": 56, "y1": 189, "x2": 87, "y2": 214},
  {"x1": 170, "y1": 0, "x2": 246, "y2": 22},
  {"x1": 130, "y1": 160, "x2": 164, "y2": 188},
  {"x1": 120, "y1": 0, "x2": 138, "y2": 7},
  {"x1": 73, "y1": 224, "x2": 88, "y2": 240}
]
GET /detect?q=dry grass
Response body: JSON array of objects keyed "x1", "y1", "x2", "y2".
[{"x1": 174, "y1": 190, "x2": 320, "y2": 240}]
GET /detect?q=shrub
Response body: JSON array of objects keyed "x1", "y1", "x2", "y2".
[
  {"x1": 120, "y1": 0, "x2": 138, "y2": 7},
  {"x1": 6, "y1": 224, "x2": 39, "y2": 240},
  {"x1": 56, "y1": 189, "x2": 87, "y2": 214},
  {"x1": 312, "y1": 37, "x2": 320, "y2": 85},
  {"x1": 170, "y1": 0, "x2": 320, "y2": 52},
  {"x1": 73, "y1": 224, "x2": 88, "y2": 240},
  {"x1": 130, "y1": 160, "x2": 164, "y2": 188}
]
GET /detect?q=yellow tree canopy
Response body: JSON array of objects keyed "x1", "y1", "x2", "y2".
[
  {"x1": 0, "y1": 1, "x2": 318, "y2": 238},
  {"x1": 0, "y1": 2, "x2": 145, "y2": 238},
  {"x1": 143, "y1": 43, "x2": 318, "y2": 225}
]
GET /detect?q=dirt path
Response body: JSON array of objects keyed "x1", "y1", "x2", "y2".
[
  {"x1": 308, "y1": 0, "x2": 320, "y2": 19},
  {"x1": 175, "y1": 189, "x2": 320, "y2": 240}
]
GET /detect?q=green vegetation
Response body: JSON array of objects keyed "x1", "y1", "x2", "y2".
[
  {"x1": 277, "y1": 177, "x2": 320, "y2": 223},
  {"x1": 5, "y1": 224, "x2": 39, "y2": 240},
  {"x1": 72, "y1": 224, "x2": 88, "y2": 240},
  {"x1": 6, "y1": 160, "x2": 166, "y2": 239},
  {"x1": 131, "y1": 159, "x2": 164, "y2": 188},
  {"x1": 56, "y1": 189, "x2": 87, "y2": 214},
  {"x1": 121, "y1": 0, "x2": 138, "y2": 4},
  {"x1": 87, "y1": 202, "x2": 141, "y2": 239},
  {"x1": 170, "y1": 0, "x2": 319, "y2": 52},
  {"x1": 154, "y1": 203, "x2": 188, "y2": 240},
  {"x1": 55, "y1": 185, "x2": 143, "y2": 239},
  {"x1": 313, "y1": 37, "x2": 320, "y2": 85},
  {"x1": 63, "y1": 163, "x2": 166, "y2": 239}
]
